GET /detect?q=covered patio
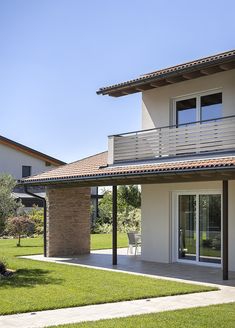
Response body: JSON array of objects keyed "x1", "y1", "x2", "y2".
[
  {"x1": 20, "y1": 152, "x2": 235, "y2": 281},
  {"x1": 24, "y1": 248, "x2": 235, "y2": 287}
]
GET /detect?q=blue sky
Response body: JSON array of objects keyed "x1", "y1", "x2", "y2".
[{"x1": 0, "y1": 0, "x2": 234, "y2": 163}]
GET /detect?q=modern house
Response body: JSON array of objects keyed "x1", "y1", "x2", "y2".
[{"x1": 20, "y1": 49, "x2": 235, "y2": 280}]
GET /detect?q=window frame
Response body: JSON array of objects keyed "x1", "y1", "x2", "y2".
[
  {"x1": 22, "y1": 165, "x2": 32, "y2": 178},
  {"x1": 172, "y1": 88, "x2": 223, "y2": 126}
]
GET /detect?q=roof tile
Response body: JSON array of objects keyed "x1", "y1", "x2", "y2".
[{"x1": 21, "y1": 151, "x2": 235, "y2": 185}]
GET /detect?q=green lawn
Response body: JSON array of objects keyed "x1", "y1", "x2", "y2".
[
  {"x1": 51, "y1": 303, "x2": 235, "y2": 328},
  {"x1": 0, "y1": 236, "x2": 216, "y2": 316},
  {"x1": 91, "y1": 233, "x2": 128, "y2": 250}
]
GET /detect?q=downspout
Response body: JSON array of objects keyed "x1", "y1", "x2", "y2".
[{"x1": 24, "y1": 186, "x2": 47, "y2": 257}]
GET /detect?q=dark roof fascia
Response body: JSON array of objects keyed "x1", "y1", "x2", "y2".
[
  {"x1": 18, "y1": 165, "x2": 235, "y2": 187},
  {"x1": 97, "y1": 51, "x2": 235, "y2": 96},
  {"x1": 0, "y1": 135, "x2": 66, "y2": 166}
]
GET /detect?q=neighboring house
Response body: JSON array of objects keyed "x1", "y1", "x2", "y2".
[
  {"x1": 0, "y1": 135, "x2": 100, "y2": 210},
  {"x1": 0, "y1": 135, "x2": 65, "y2": 207},
  {"x1": 20, "y1": 49, "x2": 235, "y2": 280}
]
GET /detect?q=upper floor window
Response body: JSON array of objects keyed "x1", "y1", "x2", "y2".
[
  {"x1": 175, "y1": 91, "x2": 222, "y2": 126},
  {"x1": 22, "y1": 165, "x2": 31, "y2": 178}
]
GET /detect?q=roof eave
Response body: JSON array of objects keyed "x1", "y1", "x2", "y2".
[
  {"x1": 18, "y1": 165, "x2": 235, "y2": 187},
  {"x1": 97, "y1": 52, "x2": 235, "y2": 97}
]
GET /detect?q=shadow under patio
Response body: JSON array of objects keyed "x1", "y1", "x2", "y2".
[{"x1": 24, "y1": 248, "x2": 235, "y2": 288}]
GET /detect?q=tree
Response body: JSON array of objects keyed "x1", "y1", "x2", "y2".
[
  {"x1": 92, "y1": 185, "x2": 141, "y2": 233},
  {"x1": 6, "y1": 216, "x2": 34, "y2": 246},
  {"x1": 118, "y1": 185, "x2": 141, "y2": 209},
  {"x1": 0, "y1": 174, "x2": 20, "y2": 235}
]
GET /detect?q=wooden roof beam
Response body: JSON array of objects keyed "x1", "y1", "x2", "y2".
[
  {"x1": 182, "y1": 71, "x2": 204, "y2": 80},
  {"x1": 135, "y1": 84, "x2": 155, "y2": 91},
  {"x1": 119, "y1": 88, "x2": 137, "y2": 95},
  {"x1": 219, "y1": 62, "x2": 235, "y2": 71},
  {"x1": 165, "y1": 76, "x2": 187, "y2": 83},
  {"x1": 109, "y1": 91, "x2": 126, "y2": 97},
  {"x1": 143, "y1": 79, "x2": 172, "y2": 88},
  {"x1": 200, "y1": 66, "x2": 223, "y2": 75}
]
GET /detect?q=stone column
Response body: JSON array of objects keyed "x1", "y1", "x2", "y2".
[{"x1": 46, "y1": 186, "x2": 90, "y2": 257}]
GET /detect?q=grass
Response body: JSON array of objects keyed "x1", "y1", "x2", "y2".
[
  {"x1": 0, "y1": 236, "x2": 216, "y2": 315},
  {"x1": 91, "y1": 233, "x2": 128, "y2": 250},
  {"x1": 51, "y1": 303, "x2": 235, "y2": 328}
]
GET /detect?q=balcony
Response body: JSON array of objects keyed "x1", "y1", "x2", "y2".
[{"x1": 108, "y1": 115, "x2": 235, "y2": 165}]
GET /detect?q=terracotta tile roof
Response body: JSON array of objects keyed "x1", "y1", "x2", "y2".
[
  {"x1": 20, "y1": 151, "x2": 235, "y2": 185},
  {"x1": 97, "y1": 49, "x2": 235, "y2": 96}
]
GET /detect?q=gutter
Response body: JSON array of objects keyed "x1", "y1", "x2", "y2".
[
  {"x1": 24, "y1": 186, "x2": 47, "y2": 257},
  {"x1": 19, "y1": 164, "x2": 235, "y2": 187}
]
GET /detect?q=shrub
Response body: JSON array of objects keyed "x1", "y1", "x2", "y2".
[
  {"x1": 91, "y1": 186, "x2": 141, "y2": 234},
  {"x1": 28, "y1": 205, "x2": 44, "y2": 235},
  {"x1": 6, "y1": 216, "x2": 34, "y2": 246},
  {"x1": 0, "y1": 174, "x2": 21, "y2": 235}
]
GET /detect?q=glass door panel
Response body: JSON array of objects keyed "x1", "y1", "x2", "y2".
[
  {"x1": 178, "y1": 195, "x2": 196, "y2": 261},
  {"x1": 199, "y1": 195, "x2": 221, "y2": 264}
]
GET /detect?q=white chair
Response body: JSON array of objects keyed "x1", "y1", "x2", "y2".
[{"x1": 127, "y1": 232, "x2": 141, "y2": 255}]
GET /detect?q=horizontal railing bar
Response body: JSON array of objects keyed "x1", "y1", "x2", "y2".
[
  {"x1": 111, "y1": 114, "x2": 235, "y2": 164},
  {"x1": 109, "y1": 115, "x2": 235, "y2": 138},
  {"x1": 113, "y1": 126, "x2": 235, "y2": 144}
]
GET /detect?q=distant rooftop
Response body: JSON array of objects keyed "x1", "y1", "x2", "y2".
[
  {"x1": 0, "y1": 135, "x2": 66, "y2": 166},
  {"x1": 97, "y1": 49, "x2": 235, "y2": 97}
]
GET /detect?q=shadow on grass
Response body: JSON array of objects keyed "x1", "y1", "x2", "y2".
[
  {"x1": 0, "y1": 268, "x2": 63, "y2": 288},
  {"x1": 16, "y1": 245, "x2": 43, "y2": 248}
]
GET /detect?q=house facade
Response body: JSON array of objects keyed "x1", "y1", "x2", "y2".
[
  {"x1": 100, "y1": 50, "x2": 235, "y2": 273},
  {"x1": 0, "y1": 135, "x2": 65, "y2": 180},
  {"x1": 20, "y1": 49, "x2": 235, "y2": 279},
  {"x1": 140, "y1": 66, "x2": 235, "y2": 268}
]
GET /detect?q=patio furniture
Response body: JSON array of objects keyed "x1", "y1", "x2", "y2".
[{"x1": 127, "y1": 232, "x2": 141, "y2": 255}]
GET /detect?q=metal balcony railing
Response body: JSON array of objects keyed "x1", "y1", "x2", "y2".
[{"x1": 108, "y1": 115, "x2": 235, "y2": 164}]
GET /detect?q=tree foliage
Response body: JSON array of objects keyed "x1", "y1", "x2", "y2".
[
  {"x1": 0, "y1": 174, "x2": 20, "y2": 235},
  {"x1": 6, "y1": 216, "x2": 34, "y2": 246},
  {"x1": 92, "y1": 185, "x2": 141, "y2": 233},
  {"x1": 28, "y1": 205, "x2": 44, "y2": 235},
  {"x1": 118, "y1": 185, "x2": 141, "y2": 209}
]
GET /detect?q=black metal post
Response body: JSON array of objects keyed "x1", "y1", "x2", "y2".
[
  {"x1": 112, "y1": 185, "x2": 117, "y2": 265},
  {"x1": 24, "y1": 186, "x2": 47, "y2": 257},
  {"x1": 223, "y1": 180, "x2": 228, "y2": 280}
]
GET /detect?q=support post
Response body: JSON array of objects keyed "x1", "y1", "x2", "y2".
[
  {"x1": 112, "y1": 185, "x2": 117, "y2": 265},
  {"x1": 223, "y1": 180, "x2": 228, "y2": 280}
]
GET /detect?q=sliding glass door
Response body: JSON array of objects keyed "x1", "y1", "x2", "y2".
[
  {"x1": 178, "y1": 192, "x2": 221, "y2": 265},
  {"x1": 199, "y1": 194, "x2": 221, "y2": 264},
  {"x1": 178, "y1": 195, "x2": 196, "y2": 261}
]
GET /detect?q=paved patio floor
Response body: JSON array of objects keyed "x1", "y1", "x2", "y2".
[{"x1": 23, "y1": 248, "x2": 235, "y2": 287}]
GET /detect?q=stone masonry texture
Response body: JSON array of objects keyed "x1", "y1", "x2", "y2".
[{"x1": 46, "y1": 186, "x2": 90, "y2": 257}]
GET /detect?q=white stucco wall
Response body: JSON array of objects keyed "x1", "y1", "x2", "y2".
[
  {"x1": 0, "y1": 143, "x2": 57, "y2": 179},
  {"x1": 142, "y1": 69, "x2": 235, "y2": 129},
  {"x1": 141, "y1": 181, "x2": 235, "y2": 271}
]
